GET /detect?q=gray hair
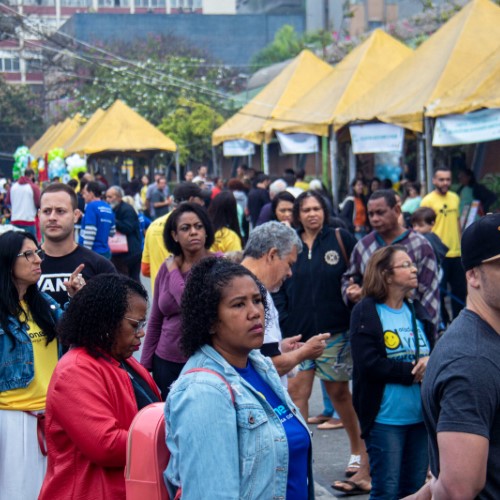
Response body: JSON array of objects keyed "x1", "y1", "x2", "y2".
[
  {"x1": 269, "y1": 179, "x2": 287, "y2": 197},
  {"x1": 109, "y1": 185, "x2": 124, "y2": 199},
  {"x1": 243, "y1": 221, "x2": 302, "y2": 259}
]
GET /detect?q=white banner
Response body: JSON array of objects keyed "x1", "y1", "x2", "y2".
[
  {"x1": 276, "y1": 132, "x2": 319, "y2": 154},
  {"x1": 432, "y1": 108, "x2": 500, "y2": 146},
  {"x1": 222, "y1": 140, "x2": 256, "y2": 157},
  {"x1": 349, "y1": 123, "x2": 404, "y2": 154}
]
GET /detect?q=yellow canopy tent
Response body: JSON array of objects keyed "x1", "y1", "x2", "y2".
[
  {"x1": 335, "y1": 0, "x2": 500, "y2": 132},
  {"x1": 268, "y1": 29, "x2": 412, "y2": 138},
  {"x1": 65, "y1": 100, "x2": 177, "y2": 155},
  {"x1": 31, "y1": 124, "x2": 56, "y2": 158},
  {"x1": 212, "y1": 50, "x2": 333, "y2": 146},
  {"x1": 426, "y1": 42, "x2": 500, "y2": 117},
  {"x1": 43, "y1": 113, "x2": 84, "y2": 152},
  {"x1": 31, "y1": 121, "x2": 65, "y2": 158},
  {"x1": 63, "y1": 108, "x2": 106, "y2": 154}
]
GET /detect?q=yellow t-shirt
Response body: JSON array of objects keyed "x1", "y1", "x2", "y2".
[
  {"x1": 142, "y1": 211, "x2": 172, "y2": 292},
  {"x1": 0, "y1": 303, "x2": 58, "y2": 410},
  {"x1": 210, "y1": 228, "x2": 243, "y2": 254},
  {"x1": 420, "y1": 190, "x2": 461, "y2": 257}
]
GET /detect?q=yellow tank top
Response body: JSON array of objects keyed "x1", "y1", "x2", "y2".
[{"x1": 0, "y1": 302, "x2": 58, "y2": 411}]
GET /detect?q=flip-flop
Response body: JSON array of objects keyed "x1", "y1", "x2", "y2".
[
  {"x1": 307, "y1": 414, "x2": 331, "y2": 424},
  {"x1": 331, "y1": 480, "x2": 371, "y2": 496},
  {"x1": 317, "y1": 418, "x2": 344, "y2": 430},
  {"x1": 345, "y1": 454, "x2": 361, "y2": 477}
]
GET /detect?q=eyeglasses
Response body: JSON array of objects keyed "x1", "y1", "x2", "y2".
[
  {"x1": 390, "y1": 261, "x2": 417, "y2": 270},
  {"x1": 124, "y1": 317, "x2": 147, "y2": 334},
  {"x1": 17, "y1": 248, "x2": 44, "y2": 262}
]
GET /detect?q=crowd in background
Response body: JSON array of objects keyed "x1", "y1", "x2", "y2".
[{"x1": 0, "y1": 161, "x2": 498, "y2": 500}]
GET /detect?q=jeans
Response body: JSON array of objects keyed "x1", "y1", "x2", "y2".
[
  {"x1": 440, "y1": 256, "x2": 467, "y2": 323},
  {"x1": 365, "y1": 422, "x2": 428, "y2": 500}
]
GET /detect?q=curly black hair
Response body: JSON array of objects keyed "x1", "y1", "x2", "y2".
[
  {"x1": 180, "y1": 257, "x2": 269, "y2": 357},
  {"x1": 57, "y1": 273, "x2": 148, "y2": 357},
  {"x1": 163, "y1": 203, "x2": 215, "y2": 256}
]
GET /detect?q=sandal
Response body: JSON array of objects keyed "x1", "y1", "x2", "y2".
[
  {"x1": 317, "y1": 418, "x2": 344, "y2": 430},
  {"x1": 307, "y1": 414, "x2": 331, "y2": 424},
  {"x1": 331, "y1": 479, "x2": 371, "y2": 496},
  {"x1": 345, "y1": 454, "x2": 361, "y2": 477}
]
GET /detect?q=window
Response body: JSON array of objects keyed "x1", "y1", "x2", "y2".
[{"x1": 1, "y1": 57, "x2": 20, "y2": 72}]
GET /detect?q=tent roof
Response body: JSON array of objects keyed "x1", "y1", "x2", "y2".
[
  {"x1": 335, "y1": 0, "x2": 500, "y2": 132},
  {"x1": 426, "y1": 42, "x2": 500, "y2": 116},
  {"x1": 268, "y1": 29, "x2": 412, "y2": 138},
  {"x1": 64, "y1": 100, "x2": 176, "y2": 155},
  {"x1": 44, "y1": 114, "x2": 84, "y2": 152},
  {"x1": 212, "y1": 50, "x2": 333, "y2": 146},
  {"x1": 64, "y1": 108, "x2": 106, "y2": 154},
  {"x1": 31, "y1": 121, "x2": 65, "y2": 158}
]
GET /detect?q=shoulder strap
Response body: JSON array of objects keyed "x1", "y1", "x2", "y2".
[
  {"x1": 184, "y1": 368, "x2": 235, "y2": 405},
  {"x1": 335, "y1": 228, "x2": 349, "y2": 265}
]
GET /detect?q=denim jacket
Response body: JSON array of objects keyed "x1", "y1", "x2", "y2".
[
  {"x1": 0, "y1": 293, "x2": 62, "y2": 392},
  {"x1": 165, "y1": 345, "x2": 314, "y2": 500}
]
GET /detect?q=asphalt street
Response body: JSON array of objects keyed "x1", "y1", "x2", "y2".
[{"x1": 138, "y1": 275, "x2": 368, "y2": 499}]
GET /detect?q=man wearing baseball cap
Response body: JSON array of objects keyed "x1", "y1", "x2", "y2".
[{"x1": 413, "y1": 214, "x2": 500, "y2": 499}]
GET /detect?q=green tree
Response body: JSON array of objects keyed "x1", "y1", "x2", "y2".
[
  {"x1": 0, "y1": 77, "x2": 43, "y2": 154},
  {"x1": 158, "y1": 98, "x2": 224, "y2": 166},
  {"x1": 251, "y1": 25, "x2": 304, "y2": 67}
]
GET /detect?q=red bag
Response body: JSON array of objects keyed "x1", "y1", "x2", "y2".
[
  {"x1": 109, "y1": 232, "x2": 128, "y2": 254},
  {"x1": 125, "y1": 403, "x2": 170, "y2": 500}
]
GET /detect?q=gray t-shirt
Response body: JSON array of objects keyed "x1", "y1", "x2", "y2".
[{"x1": 422, "y1": 309, "x2": 500, "y2": 499}]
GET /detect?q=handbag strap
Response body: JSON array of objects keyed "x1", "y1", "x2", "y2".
[
  {"x1": 183, "y1": 368, "x2": 235, "y2": 405},
  {"x1": 335, "y1": 228, "x2": 349, "y2": 265},
  {"x1": 25, "y1": 411, "x2": 47, "y2": 456},
  {"x1": 408, "y1": 300, "x2": 420, "y2": 362}
]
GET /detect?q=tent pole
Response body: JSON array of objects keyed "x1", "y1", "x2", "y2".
[
  {"x1": 417, "y1": 133, "x2": 426, "y2": 190},
  {"x1": 348, "y1": 144, "x2": 356, "y2": 186},
  {"x1": 321, "y1": 136, "x2": 328, "y2": 188},
  {"x1": 329, "y1": 129, "x2": 339, "y2": 210},
  {"x1": 424, "y1": 117, "x2": 434, "y2": 193},
  {"x1": 262, "y1": 143, "x2": 269, "y2": 175}
]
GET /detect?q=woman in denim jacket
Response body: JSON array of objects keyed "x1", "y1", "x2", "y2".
[
  {"x1": 165, "y1": 257, "x2": 314, "y2": 499},
  {"x1": 0, "y1": 230, "x2": 83, "y2": 500}
]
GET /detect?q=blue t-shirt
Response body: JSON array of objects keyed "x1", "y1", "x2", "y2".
[
  {"x1": 234, "y1": 361, "x2": 310, "y2": 500},
  {"x1": 375, "y1": 302, "x2": 431, "y2": 425},
  {"x1": 79, "y1": 200, "x2": 115, "y2": 255}
]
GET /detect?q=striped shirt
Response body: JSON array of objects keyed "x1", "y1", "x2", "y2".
[{"x1": 341, "y1": 229, "x2": 440, "y2": 326}]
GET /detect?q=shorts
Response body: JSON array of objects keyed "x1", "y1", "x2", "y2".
[{"x1": 299, "y1": 331, "x2": 353, "y2": 382}]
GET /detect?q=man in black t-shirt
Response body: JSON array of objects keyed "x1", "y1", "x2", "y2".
[
  {"x1": 416, "y1": 214, "x2": 500, "y2": 500},
  {"x1": 38, "y1": 183, "x2": 116, "y2": 308}
]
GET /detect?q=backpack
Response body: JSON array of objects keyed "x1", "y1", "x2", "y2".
[{"x1": 125, "y1": 369, "x2": 234, "y2": 500}]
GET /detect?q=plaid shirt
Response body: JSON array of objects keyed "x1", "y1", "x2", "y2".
[{"x1": 341, "y1": 229, "x2": 440, "y2": 326}]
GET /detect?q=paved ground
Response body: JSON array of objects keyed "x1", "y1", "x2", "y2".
[
  {"x1": 309, "y1": 378, "x2": 370, "y2": 499},
  {"x1": 139, "y1": 276, "x2": 368, "y2": 499}
]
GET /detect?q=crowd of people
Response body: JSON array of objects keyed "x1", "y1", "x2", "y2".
[{"x1": 0, "y1": 162, "x2": 498, "y2": 500}]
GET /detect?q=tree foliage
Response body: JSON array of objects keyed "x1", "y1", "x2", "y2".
[
  {"x1": 65, "y1": 34, "x2": 235, "y2": 125},
  {"x1": 0, "y1": 76, "x2": 43, "y2": 153},
  {"x1": 158, "y1": 98, "x2": 224, "y2": 166}
]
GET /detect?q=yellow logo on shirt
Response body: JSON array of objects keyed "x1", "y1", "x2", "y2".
[{"x1": 384, "y1": 330, "x2": 401, "y2": 350}]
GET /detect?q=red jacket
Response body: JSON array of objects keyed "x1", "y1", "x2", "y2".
[{"x1": 39, "y1": 348, "x2": 161, "y2": 500}]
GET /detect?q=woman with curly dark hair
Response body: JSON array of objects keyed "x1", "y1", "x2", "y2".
[
  {"x1": 164, "y1": 257, "x2": 313, "y2": 499},
  {"x1": 39, "y1": 274, "x2": 161, "y2": 500},
  {"x1": 0, "y1": 230, "x2": 67, "y2": 500},
  {"x1": 141, "y1": 202, "x2": 217, "y2": 398},
  {"x1": 208, "y1": 190, "x2": 243, "y2": 253}
]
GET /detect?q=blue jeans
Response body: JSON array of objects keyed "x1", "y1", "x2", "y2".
[{"x1": 365, "y1": 422, "x2": 428, "y2": 500}]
